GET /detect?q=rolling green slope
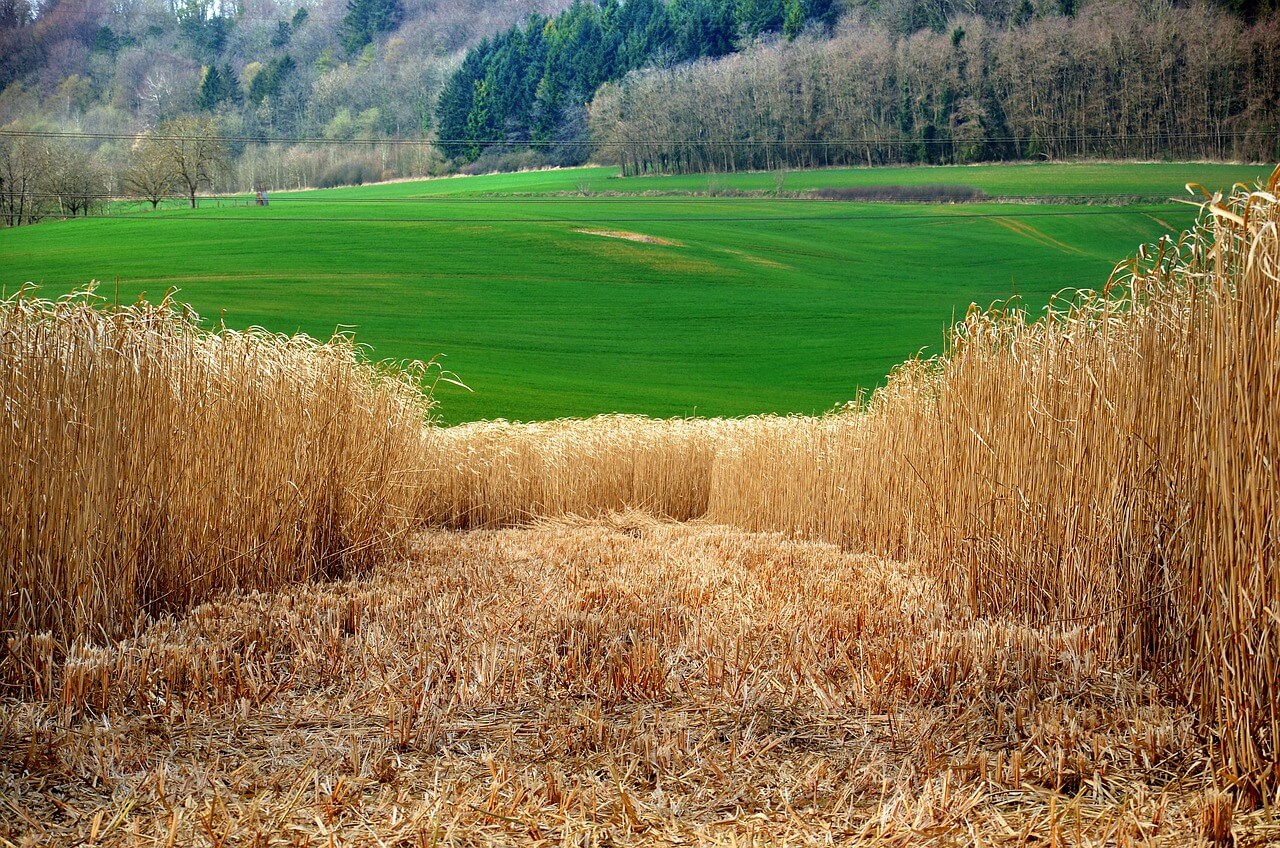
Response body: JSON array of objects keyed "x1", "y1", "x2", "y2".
[
  {"x1": 1, "y1": 163, "x2": 1269, "y2": 422},
  {"x1": 304, "y1": 162, "x2": 1267, "y2": 198}
]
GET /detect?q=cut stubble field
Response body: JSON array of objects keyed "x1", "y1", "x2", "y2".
[
  {"x1": 1, "y1": 161, "x2": 1267, "y2": 422},
  {"x1": 7, "y1": 519, "x2": 1267, "y2": 846}
]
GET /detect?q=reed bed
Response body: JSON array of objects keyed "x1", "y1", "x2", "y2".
[
  {"x1": 4, "y1": 171, "x2": 1279, "y2": 838},
  {"x1": 419, "y1": 416, "x2": 743, "y2": 527},
  {"x1": 0, "y1": 290, "x2": 436, "y2": 645},
  {"x1": 709, "y1": 170, "x2": 1280, "y2": 799},
  {"x1": 416, "y1": 168, "x2": 1280, "y2": 797}
]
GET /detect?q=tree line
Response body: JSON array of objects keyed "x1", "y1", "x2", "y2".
[
  {"x1": 439, "y1": 0, "x2": 1279, "y2": 169},
  {"x1": 434, "y1": 0, "x2": 840, "y2": 163},
  {"x1": 0, "y1": 116, "x2": 227, "y2": 225},
  {"x1": 0, "y1": 133, "x2": 106, "y2": 225},
  {"x1": 0, "y1": 0, "x2": 573, "y2": 190},
  {"x1": 588, "y1": 2, "x2": 1280, "y2": 174},
  {"x1": 3, "y1": 0, "x2": 1277, "y2": 211}
]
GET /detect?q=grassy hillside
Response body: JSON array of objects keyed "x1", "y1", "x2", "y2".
[
  {"x1": 294, "y1": 161, "x2": 1267, "y2": 198},
  {"x1": 1, "y1": 162, "x2": 1268, "y2": 422}
]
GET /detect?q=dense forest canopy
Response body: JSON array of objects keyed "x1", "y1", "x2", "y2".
[
  {"x1": 439, "y1": 0, "x2": 1279, "y2": 169},
  {"x1": 589, "y1": 3, "x2": 1280, "y2": 172},
  {"x1": 433, "y1": 0, "x2": 840, "y2": 161}
]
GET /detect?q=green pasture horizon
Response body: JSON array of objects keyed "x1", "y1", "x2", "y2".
[{"x1": 2, "y1": 161, "x2": 1270, "y2": 422}]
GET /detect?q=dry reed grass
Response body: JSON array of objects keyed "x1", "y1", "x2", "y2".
[
  {"x1": 414, "y1": 168, "x2": 1280, "y2": 798},
  {"x1": 707, "y1": 169, "x2": 1280, "y2": 800},
  {"x1": 420, "y1": 417, "x2": 734, "y2": 527},
  {"x1": 0, "y1": 289, "x2": 438, "y2": 646},
  {"x1": 4, "y1": 170, "x2": 1279, "y2": 839},
  {"x1": 8, "y1": 523, "x2": 1278, "y2": 845}
]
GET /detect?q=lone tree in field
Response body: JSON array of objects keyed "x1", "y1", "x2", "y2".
[
  {"x1": 122, "y1": 131, "x2": 177, "y2": 209},
  {"x1": 154, "y1": 116, "x2": 227, "y2": 208}
]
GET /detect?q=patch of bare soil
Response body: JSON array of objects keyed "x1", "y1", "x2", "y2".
[{"x1": 574, "y1": 229, "x2": 682, "y2": 246}]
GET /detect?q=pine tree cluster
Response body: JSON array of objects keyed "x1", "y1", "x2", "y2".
[{"x1": 435, "y1": 0, "x2": 839, "y2": 161}]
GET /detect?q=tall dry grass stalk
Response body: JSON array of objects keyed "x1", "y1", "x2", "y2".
[
  {"x1": 420, "y1": 168, "x2": 1280, "y2": 797},
  {"x1": 0, "y1": 290, "x2": 436, "y2": 644},
  {"x1": 419, "y1": 416, "x2": 737, "y2": 526},
  {"x1": 718, "y1": 169, "x2": 1280, "y2": 798},
  {"x1": 4, "y1": 170, "x2": 1277, "y2": 800}
]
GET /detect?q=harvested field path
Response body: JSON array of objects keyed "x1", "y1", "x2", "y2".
[{"x1": 3, "y1": 520, "x2": 1272, "y2": 845}]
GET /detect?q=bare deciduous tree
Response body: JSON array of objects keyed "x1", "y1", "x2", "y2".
[
  {"x1": 122, "y1": 131, "x2": 178, "y2": 209},
  {"x1": 0, "y1": 136, "x2": 48, "y2": 227},
  {"x1": 43, "y1": 143, "x2": 107, "y2": 218},
  {"x1": 589, "y1": 4, "x2": 1279, "y2": 174},
  {"x1": 154, "y1": 116, "x2": 228, "y2": 208}
]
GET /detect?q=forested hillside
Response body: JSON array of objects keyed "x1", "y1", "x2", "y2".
[
  {"x1": 589, "y1": 3, "x2": 1280, "y2": 173},
  {"x1": 1, "y1": 0, "x2": 1276, "y2": 205},
  {"x1": 439, "y1": 0, "x2": 1279, "y2": 171},
  {"x1": 433, "y1": 0, "x2": 840, "y2": 164},
  {"x1": 0, "y1": 0, "x2": 571, "y2": 189}
]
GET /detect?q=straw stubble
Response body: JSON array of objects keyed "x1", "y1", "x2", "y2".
[
  {"x1": 3, "y1": 167, "x2": 1278, "y2": 811},
  {"x1": 419, "y1": 168, "x2": 1280, "y2": 795}
]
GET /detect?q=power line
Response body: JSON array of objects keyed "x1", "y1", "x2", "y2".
[
  {"x1": 0, "y1": 128, "x2": 1272, "y2": 147},
  {"x1": 4, "y1": 192, "x2": 1191, "y2": 203},
  {"x1": 101, "y1": 208, "x2": 1186, "y2": 223}
]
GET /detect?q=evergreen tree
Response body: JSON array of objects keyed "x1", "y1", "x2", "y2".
[
  {"x1": 220, "y1": 63, "x2": 241, "y2": 105},
  {"x1": 178, "y1": 2, "x2": 233, "y2": 59},
  {"x1": 465, "y1": 78, "x2": 499, "y2": 158},
  {"x1": 435, "y1": 0, "x2": 928, "y2": 163},
  {"x1": 92, "y1": 26, "x2": 121, "y2": 55},
  {"x1": 197, "y1": 62, "x2": 242, "y2": 110},
  {"x1": 437, "y1": 49, "x2": 485, "y2": 157},
  {"x1": 249, "y1": 55, "x2": 295, "y2": 105},
  {"x1": 342, "y1": 0, "x2": 402, "y2": 54},
  {"x1": 735, "y1": 0, "x2": 786, "y2": 41},
  {"x1": 783, "y1": 0, "x2": 804, "y2": 39},
  {"x1": 804, "y1": 0, "x2": 839, "y2": 33},
  {"x1": 672, "y1": 0, "x2": 735, "y2": 59},
  {"x1": 197, "y1": 64, "x2": 225, "y2": 110},
  {"x1": 270, "y1": 20, "x2": 291, "y2": 47}
]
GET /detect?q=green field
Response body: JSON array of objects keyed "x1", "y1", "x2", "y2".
[
  {"x1": 1, "y1": 162, "x2": 1270, "y2": 422},
  {"x1": 299, "y1": 161, "x2": 1265, "y2": 199}
]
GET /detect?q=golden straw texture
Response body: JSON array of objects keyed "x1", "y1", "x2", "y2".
[
  {"x1": 0, "y1": 292, "x2": 436, "y2": 642},
  {"x1": 421, "y1": 168, "x2": 1280, "y2": 795}
]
